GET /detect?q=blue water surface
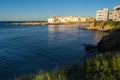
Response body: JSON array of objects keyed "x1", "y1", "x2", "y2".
[{"x1": 0, "y1": 23, "x2": 108, "y2": 80}]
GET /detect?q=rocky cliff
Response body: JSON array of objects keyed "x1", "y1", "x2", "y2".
[
  {"x1": 97, "y1": 30, "x2": 120, "y2": 51},
  {"x1": 85, "y1": 21, "x2": 120, "y2": 52},
  {"x1": 86, "y1": 21, "x2": 120, "y2": 31}
]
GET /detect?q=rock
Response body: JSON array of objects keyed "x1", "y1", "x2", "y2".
[
  {"x1": 85, "y1": 44, "x2": 96, "y2": 53},
  {"x1": 97, "y1": 31, "x2": 120, "y2": 51},
  {"x1": 88, "y1": 21, "x2": 113, "y2": 31}
]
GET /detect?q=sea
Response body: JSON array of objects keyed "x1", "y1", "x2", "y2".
[{"x1": 0, "y1": 21, "x2": 108, "y2": 80}]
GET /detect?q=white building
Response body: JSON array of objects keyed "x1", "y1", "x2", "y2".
[
  {"x1": 79, "y1": 17, "x2": 88, "y2": 22},
  {"x1": 48, "y1": 16, "x2": 95, "y2": 23},
  {"x1": 96, "y1": 8, "x2": 109, "y2": 21},
  {"x1": 60, "y1": 16, "x2": 68, "y2": 23},
  {"x1": 109, "y1": 5, "x2": 120, "y2": 21},
  {"x1": 48, "y1": 16, "x2": 55, "y2": 23},
  {"x1": 113, "y1": 5, "x2": 120, "y2": 10},
  {"x1": 48, "y1": 16, "x2": 60, "y2": 23},
  {"x1": 96, "y1": 5, "x2": 120, "y2": 21}
]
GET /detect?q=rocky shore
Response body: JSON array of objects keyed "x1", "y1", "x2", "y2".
[
  {"x1": 85, "y1": 21, "x2": 120, "y2": 52},
  {"x1": 86, "y1": 21, "x2": 120, "y2": 31},
  {"x1": 97, "y1": 30, "x2": 120, "y2": 51}
]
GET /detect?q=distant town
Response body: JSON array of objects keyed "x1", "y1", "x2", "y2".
[{"x1": 48, "y1": 5, "x2": 120, "y2": 23}]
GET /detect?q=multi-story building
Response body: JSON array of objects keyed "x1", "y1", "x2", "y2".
[
  {"x1": 109, "y1": 5, "x2": 120, "y2": 21},
  {"x1": 96, "y1": 5, "x2": 120, "y2": 21},
  {"x1": 96, "y1": 8, "x2": 109, "y2": 21}
]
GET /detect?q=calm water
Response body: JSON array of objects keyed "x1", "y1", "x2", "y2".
[{"x1": 0, "y1": 24, "x2": 108, "y2": 80}]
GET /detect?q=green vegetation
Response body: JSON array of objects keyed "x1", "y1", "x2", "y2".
[
  {"x1": 105, "y1": 21, "x2": 120, "y2": 30},
  {"x1": 33, "y1": 69, "x2": 67, "y2": 80},
  {"x1": 16, "y1": 68, "x2": 67, "y2": 80},
  {"x1": 66, "y1": 53, "x2": 120, "y2": 80},
  {"x1": 16, "y1": 53, "x2": 120, "y2": 80},
  {"x1": 94, "y1": 21, "x2": 120, "y2": 27}
]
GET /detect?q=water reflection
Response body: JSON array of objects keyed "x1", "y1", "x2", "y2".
[
  {"x1": 48, "y1": 25, "x2": 109, "y2": 45},
  {"x1": 48, "y1": 25, "x2": 79, "y2": 33},
  {"x1": 48, "y1": 25, "x2": 79, "y2": 43}
]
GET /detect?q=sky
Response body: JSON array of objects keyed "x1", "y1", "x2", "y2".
[{"x1": 0, "y1": 0, "x2": 119, "y2": 21}]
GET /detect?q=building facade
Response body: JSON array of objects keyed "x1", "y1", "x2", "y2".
[
  {"x1": 96, "y1": 8, "x2": 109, "y2": 21},
  {"x1": 96, "y1": 5, "x2": 120, "y2": 21},
  {"x1": 109, "y1": 5, "x2": 120, "y2": 21}
]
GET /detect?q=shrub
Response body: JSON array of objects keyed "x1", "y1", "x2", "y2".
[
  {"x1": 67, "y1": 53, "x2": 120, "y2": 80},
  {"x1": 33, "y1": 68, "x2": 67, "y2": 80}
]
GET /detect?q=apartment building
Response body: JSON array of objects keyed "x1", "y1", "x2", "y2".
[
  {"x1": 96, "y1": 5, "x2": 120, "y2": 21},
  {"x1": 109, "y1": 5, "x2": 120, "y2": 21},
  {"x1": 96, "y1": 8, "x2": 109, "y2": 21}
]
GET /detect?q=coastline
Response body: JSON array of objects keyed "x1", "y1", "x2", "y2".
[
  {"x1": 6, "y1": 21, "x2": 91, "y2": 27},
  {"x1": 6, "y1": 21, "x2": 120, "y2": 32}
]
